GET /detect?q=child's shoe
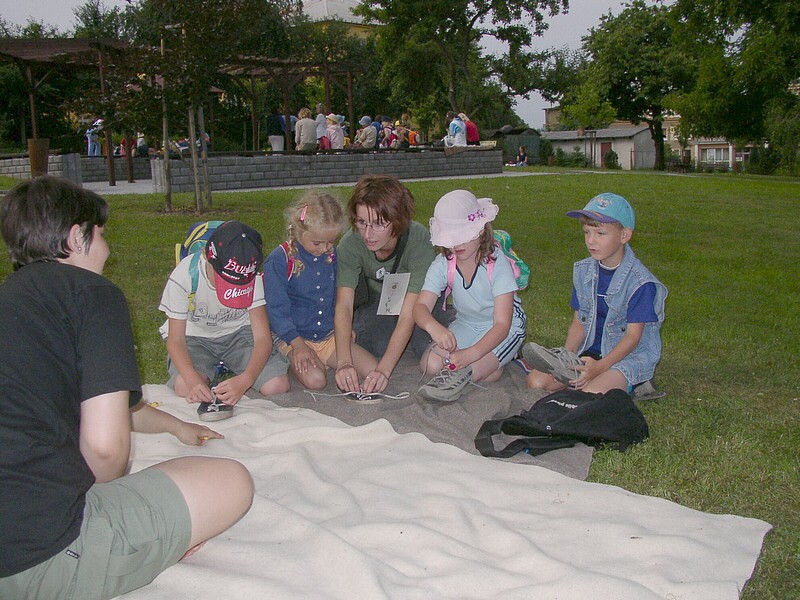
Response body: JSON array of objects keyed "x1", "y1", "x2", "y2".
[
  {"x1": 521, "y1": 342, "x2": 583, "y2": 385},
  {"x1": 197, "y1": 399, "x2": 233, "y2": 421},
  {"x1": 418, "y1": 365, "x2": 473, "y2": 402}
]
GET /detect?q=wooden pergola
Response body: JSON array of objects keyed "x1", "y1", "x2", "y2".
[
  {"x1": 220, "y1": 56, "x2": 362, "y2": 151},
  {"x1": 0, "y1": 38, "x2": 130, "y2": 183}
]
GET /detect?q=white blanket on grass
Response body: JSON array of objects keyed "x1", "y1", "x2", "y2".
[{"x1": 125, "y1": 385, "x2": 770, "y2": 600}]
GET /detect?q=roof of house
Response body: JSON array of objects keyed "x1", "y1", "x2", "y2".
[
  {"x1": 542, "y1": 125, "x2": 649, "y2": 141},
  {"x1": 484, "y1": 126, "x2": 541, "y2": 139},
  {"x1": 302, "y1": 0, "x2": 364, "y2": 24},
  {"x1": 0, "y1": 38, "x2": 129, "y2": 64}
]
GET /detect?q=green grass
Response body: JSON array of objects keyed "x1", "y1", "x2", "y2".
[{"x1": 1, "y1": 171, "x2": 798, "y2": 597}]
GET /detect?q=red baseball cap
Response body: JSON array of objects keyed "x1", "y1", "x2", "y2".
[{"x1": 206, "y1": 221, "x2": 263, "y2": 309}]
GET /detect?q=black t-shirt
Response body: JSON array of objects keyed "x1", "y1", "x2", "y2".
[{"x1": 0, "y1": 262, "x2": 142, "y2": 577}]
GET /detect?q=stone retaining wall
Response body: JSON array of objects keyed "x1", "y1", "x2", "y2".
[
  {"x1": 81, "y1": 156, "x2": 152, "y2": 182},
  {"x1": 0, "y1": 153, "x2": 82, "y2": 183},
  {"x1": 152, "y1": 148, "x2": 503, "y2": 193},
  {"x1": 0, "y1": 153, "x2": 152, "y2": 185}
]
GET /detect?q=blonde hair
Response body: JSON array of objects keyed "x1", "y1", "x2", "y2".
[
  {"x1": 284, "y1": 191, "x2": 345, "y2": 276},
  {"x1": 577, "y1": 214, "x2": 624, "y2": 230},
  {"x1": 298, "y1": 107, "x2": 312, "y2": 119}
]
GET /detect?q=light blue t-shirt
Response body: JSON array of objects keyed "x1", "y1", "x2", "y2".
[{"x1": 422, "y1": 249, "x2": 522, "y2": 332}]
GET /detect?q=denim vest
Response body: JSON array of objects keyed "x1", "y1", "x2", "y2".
[{"x1": 573, "y1": 245, "x2": 667, "y2": 385}]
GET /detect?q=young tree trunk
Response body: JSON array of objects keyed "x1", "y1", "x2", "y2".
[
  {"x1": 124, "y1": 132, "x2": 134, "y2": 183},
  {"x1": 197, "y1": 104, "x2": 212, "y2": 208},
  {"x1": 187, "y1": 106, "x2": 203, "y2": 212},
  {"x1": 160, "y1": 37, "x2": 171, "y2": 211}
]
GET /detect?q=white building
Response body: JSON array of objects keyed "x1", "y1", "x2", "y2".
[{"x1": 541, "y1": 125, "x2": 656, "y2": 170}]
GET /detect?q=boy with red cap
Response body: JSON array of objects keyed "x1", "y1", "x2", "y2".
[{"x1": 159, "y1": 220, "x2": 289, "y2": 420}]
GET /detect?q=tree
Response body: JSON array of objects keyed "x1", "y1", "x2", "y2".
[
  {"x1": 671, "y1": 0, "x2": 799, "y2": 173},
  {"x1": 73, "y1": 0, "x2": 127, "y2": 38},
  {"x1": 355, "y1": 0, "x2": 568, "y2": 116},
  {"x1": 577, "y1": 0, "x2": 695, "y2": 170},
  {"x1": 559, "y1": 79, "x2": 615, "y2": 130}
]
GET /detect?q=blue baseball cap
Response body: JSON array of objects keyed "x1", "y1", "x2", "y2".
[{"x1": 567, "y1": 192, "x2": 635, "y2": 229}]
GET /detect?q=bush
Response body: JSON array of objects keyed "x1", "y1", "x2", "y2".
[
  {"x1": 603, "y1": 149, "x2": 621, "y2": 169},
  {"x1": 745, "y1": 145, "x2": 779, "y2": 175},
  {"x1": 538, "y1": 138, "x2": 553, "y2": 165},
  {"x1": 553, "y1": 146, "x2": 586, "y2": 167}
]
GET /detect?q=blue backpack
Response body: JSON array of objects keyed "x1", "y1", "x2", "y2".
[{"x1": 174, "y1": 220, "x2": 226, "y2": 308}]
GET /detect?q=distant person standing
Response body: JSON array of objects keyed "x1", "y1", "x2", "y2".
[
  {"x1": 86, "y1": 119, "x2": 102, "y2": 156},
  {"x1": 295, "y1": 107, "x2": 318, "y2": 153},
  {"x1": 315, "y1": 103, "x2": 330, "y2": 150},
  {"x1": 460, "y1": 113, "x2": 480, "y2": 146}
]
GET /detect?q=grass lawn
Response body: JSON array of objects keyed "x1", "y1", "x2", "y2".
[{"x1": 1, "y1": 171, "x2": 797, "y2": 598}]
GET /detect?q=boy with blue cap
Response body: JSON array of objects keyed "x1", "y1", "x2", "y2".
[{"x1": 523, "y1": 192, "x2": 667, "y2": 396}]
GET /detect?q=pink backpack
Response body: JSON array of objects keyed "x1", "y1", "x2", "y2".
[{"x1": 442, "y1": 230, "x2": 529, "y2": 309}]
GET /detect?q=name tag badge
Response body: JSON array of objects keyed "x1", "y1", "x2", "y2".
[{"x1": 377, "y1": 272, "x2": 410, "y2": 315}]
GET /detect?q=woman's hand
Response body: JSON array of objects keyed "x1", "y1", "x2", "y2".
[
  {"x1": 335, "y1": 364, "x2": 360, "y2": 393},
  {"x1": 361, "y1": 369, "x2": 389, "y2": 394},
  {"x1": 173, "y1": 421, "x2": 224, "y2": 446}
]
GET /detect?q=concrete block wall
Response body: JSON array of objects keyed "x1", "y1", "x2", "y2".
[
  {"x1": 81, "y1": 156, "x2": 152, "y2": 182},
  {"x1": 152, "y1": 149, "x2": 503, "y2": 193},
  {"x1": 0, "y1": 153, "x2": 83, "y2": 184}
]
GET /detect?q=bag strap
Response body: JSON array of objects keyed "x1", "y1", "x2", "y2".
[
  {"x1": 389, "y1": 230, "x2": 409, "y2": 274},
  {"x1": 444, "y1": 249, "x2": 494, "y2": 310},
  {"x1": 279, "y1": 241, "x2": 295, "y2": 281},
  {"x1": 474, "y1": 417, "x2": 580, "y2": 458},
  {"x1": 187, "y1": 251, "x2": 203, "y2": 312}
]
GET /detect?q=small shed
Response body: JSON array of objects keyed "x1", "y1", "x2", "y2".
[
  {"x1": 541, "y1": 125, "x2": 655, "y2": 170},
  {"x1": 485, "y1": 126, "x2": 541, "y2": 164}
]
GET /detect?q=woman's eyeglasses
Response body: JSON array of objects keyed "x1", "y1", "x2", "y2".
[{"x1": 355, "y1": 219, "x2": 390, "y2": 233}]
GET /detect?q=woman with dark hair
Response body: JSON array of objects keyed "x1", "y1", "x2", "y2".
[
  {"x1": 0, "y1": 177, "x2": 253, "y2": 600},
  {"x1": 334, "y1": 174, "x2": 449, "y2": 395}
]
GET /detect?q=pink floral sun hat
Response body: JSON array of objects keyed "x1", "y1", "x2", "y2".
[{"x1": 429, "y1": 189, "x2": 499, "y2": 248}]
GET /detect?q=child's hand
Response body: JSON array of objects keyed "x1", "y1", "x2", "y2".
[
  {"x1": 211, "y1": 373, "x2": 251, "y2": 406},
  {"x1": 431, "y1": 326, "x2": 457, "y2": 353},
  {"x1": 186, "y1": 380, "x2": 214, "y2": 404},
  {"x1": 174, "y1": 421, "x2": 224, "y2": 446},
  {"x1": 448, "y1": 348, "x2": 477, "y2": 371},
  {"x1": 291, "y1": 341, "x2": 319, "y2": 373},
  {"x1": 570, "y1": 356, "x2": 605, "y2": 388}
]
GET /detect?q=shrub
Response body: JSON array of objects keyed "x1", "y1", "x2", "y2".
[
  {"x1": 553, "y1": 146, "x2": 586, "y2": 167},
  {"x1": 603, "y1": 149, "x2": 621, "y2": 169}
]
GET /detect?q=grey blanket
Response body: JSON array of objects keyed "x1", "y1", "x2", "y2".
[{"x1": 264, "y1": 354, "x2": 594, "y2": 480}]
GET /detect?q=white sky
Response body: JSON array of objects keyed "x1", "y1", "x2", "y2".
[{"x1": 0, "y1": 0, "x2": 626, "y2": 128}]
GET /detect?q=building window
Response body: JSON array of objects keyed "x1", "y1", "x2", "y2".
[{"x1": 700, "y1": 147, "x2": 729, "y2": 164}]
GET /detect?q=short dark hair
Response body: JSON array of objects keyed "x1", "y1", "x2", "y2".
[
  {"x1": 347, "y1": 174, "x2": 414, "y2": 238},
  {"x1": 0, "y1": 176, "x2": 108, "y2": 270}
]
